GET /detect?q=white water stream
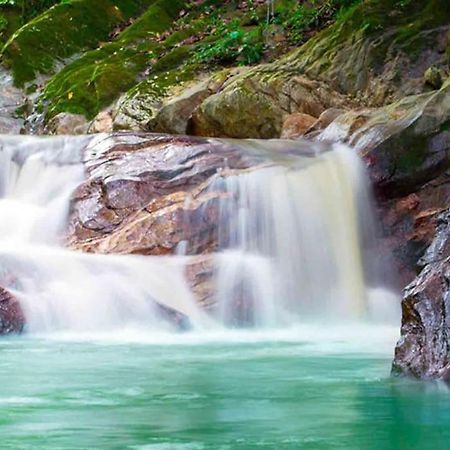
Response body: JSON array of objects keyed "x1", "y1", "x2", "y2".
[{"x1": 0, "y1": 135, "x2": 398, "y2": 335}]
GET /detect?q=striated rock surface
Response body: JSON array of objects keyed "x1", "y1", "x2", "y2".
[
  {"x1": 0, "y1": 287, "x2": 24, "y2": 335},
  {"x1": 66, "y1": 133, "x2": 257, "y2": 254},
  {"x1": 392, "y1": 209, "x2": 450, "y2": 380}
]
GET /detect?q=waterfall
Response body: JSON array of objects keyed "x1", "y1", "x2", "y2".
[
  {"x1": 0, "y1": 135, "x2": 206, "y2": 334},
  {"x1": 0, "y1": 135, "x2": 396, "y2": 335},
  {"x1": 211, "y1": 145, "x2": 368, "y2": 326}
]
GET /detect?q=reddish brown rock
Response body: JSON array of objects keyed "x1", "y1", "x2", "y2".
[
  {"x1": 280, "y1": 113, "x2": 317, "y2": 139},
  {"x1": 66, "y1": 133, "x2": 256, "y2": 254},
  {"x1": 377, "y1": 171, "x2": 450, "y2": 288},
  {"x1": 0, "y1": 287, "x2": 24, "y2": 335}
]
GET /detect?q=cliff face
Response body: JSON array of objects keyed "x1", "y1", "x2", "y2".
[{"x1": 0, "y1": 0, "x2": 449, "y2": 377}]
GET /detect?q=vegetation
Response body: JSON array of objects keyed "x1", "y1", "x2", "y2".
[
  {"x1": 1, "y1": 0, "x2": 448, "y2": 124},
  {"x1": 32, "y1": 0, "x2": 363, "y2": 120},
  {"x1": 0, "y1": 0, "x2": 157, "y2": 86}
]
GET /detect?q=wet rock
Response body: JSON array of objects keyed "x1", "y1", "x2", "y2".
[
  {"x1": 377, "y1": 171, "x2": 450, "y2": 289},
  {"x1": 46, "y1": 113, "x2": 89, "y2": 135},
  {"x1": 392, "y1": 209, "x2": 450, "y2": 380},
  {"x1": 0, "y1": 287, "x2": 24, "y2": 335},
  {"x1": 67, "y1": 133, "x2": 255, "y2": 254},
  {"x1": 319, "y1": 81, "x2": 450, "y2": 198},
  {"x1": 156, "y1": 303, "x2": 191, "y2": 331},
  {"x1": 184, "y1": 255, "x2": 216, "y2": 309},
  {"x1": 0, "y1": 68, "x2": 25, "y2": 134},
  {"x1": 280, "y1": 113, "x2": 317, "y2": 139},
  {"x1": 307, "y1": 108, "x2": 346, "y2": 133}
]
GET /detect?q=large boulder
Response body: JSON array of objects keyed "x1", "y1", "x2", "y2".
[
  {"x1": 66, "y1": 133, "x2": 257, "y2": 254},
  {"x1": 392, "y1": 209, "x2": 450, "y2": 380},
  {"x1": 112, "y1": 70, "x2": 236, "y2": 134},
  {"x1": 191, "y1": 74, "x2": 348, "y2": 139}
]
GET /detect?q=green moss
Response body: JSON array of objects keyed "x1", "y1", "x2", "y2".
[
  {"x1": 1, "y1": 0, "x2": 156, "y2": 86},
  {"x1": 40, "y1": 0, "x2": 259, "y2": 120},
  {"x1": 39, "y1": 0, "x2": 188, "y2": 119}
]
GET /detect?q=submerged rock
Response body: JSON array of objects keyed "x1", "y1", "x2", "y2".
[
  {"x1": 0, "y1": 287, "x2": 24, "y2": 335},
  {"x1": 392, "y1": 209, "x2": 450, "y2": 380}
]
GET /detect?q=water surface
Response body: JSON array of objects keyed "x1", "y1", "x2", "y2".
[{"x1": 0, "y1": 325, "x2": 447, "y2": 450}]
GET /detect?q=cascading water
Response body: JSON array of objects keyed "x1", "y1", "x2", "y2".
[
  {"x1": 0, "y1": 135, "x2": 397, "y2": 335},
  {"x1": 0, "y1": 135, "x2": 205, "y2": 334},
  {"x1": 211, "y1": 145, "x2": 368, "y2": 326}
]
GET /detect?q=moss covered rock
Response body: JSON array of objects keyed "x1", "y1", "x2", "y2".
[
  {"x1": 288, "y1": 0, "x2": 450, "y2": 104},
  {"x1": 1, "y1": 0, "x2": 156, "y2": 87},
  {"x1": 37, "y1": 0, "x2": 192, "y2": 120},
  {"x1": 192, "y1": 71, "x2": 348, "y2": 138},
  {"x1": 191, "y1": 0, "x2": 450, "y2": 138}
]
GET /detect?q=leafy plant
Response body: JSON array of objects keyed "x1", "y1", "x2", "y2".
[{"x1": 194, "y1": 19, "x2": 265, "y2": 66}]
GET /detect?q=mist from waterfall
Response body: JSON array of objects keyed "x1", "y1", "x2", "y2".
[{"x1": 0, "y1": 135, "x2": 398, "y2": 335}]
